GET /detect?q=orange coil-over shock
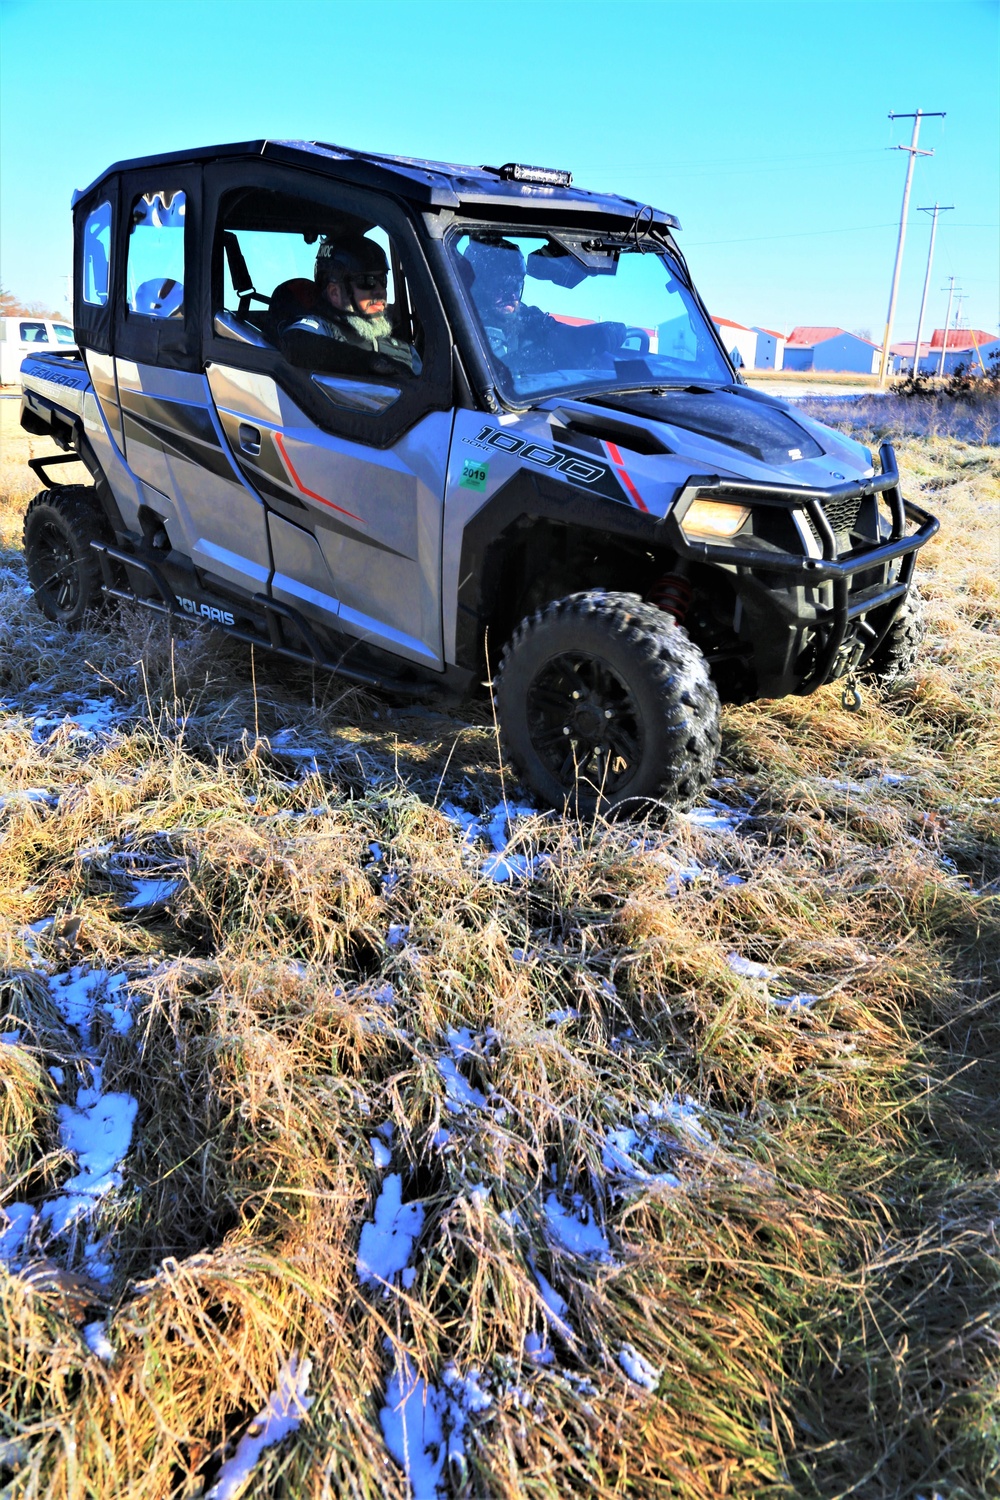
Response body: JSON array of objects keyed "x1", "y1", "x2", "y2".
[{"x1": 647, "y1": 571, "x2": 693, "y2": 625}]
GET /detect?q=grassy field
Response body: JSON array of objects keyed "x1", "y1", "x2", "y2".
[
  {"x1": 0, "y1": 394, "x2": 998, "y2": 1499},
  {"x1": 745, "y1": 369, "x2": 881, "y2": 389}
]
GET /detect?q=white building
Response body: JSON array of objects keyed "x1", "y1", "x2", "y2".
[
  {"x1": 711, "y1": 316, "x2": 759, "y2": 372},
  {"x1": 752, "y1": 326, "x2": 785, "y2": 371}
]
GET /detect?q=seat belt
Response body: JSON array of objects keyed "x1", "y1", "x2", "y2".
[{"x1": 223, "y1": 232, "x2": 258, "y2": 319}]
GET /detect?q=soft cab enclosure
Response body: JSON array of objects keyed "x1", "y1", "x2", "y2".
[{"x1": 19, "y1": 139, "x2": 938, "y2": 812}]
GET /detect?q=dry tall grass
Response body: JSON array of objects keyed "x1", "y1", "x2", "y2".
[{"x1": 0, "y1": 394, "x2": 997, "y2": 1498}]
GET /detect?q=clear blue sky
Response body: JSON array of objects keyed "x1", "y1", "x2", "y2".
[{"x1": 1, "y1": 0, "x2": 997, "y2": 343}]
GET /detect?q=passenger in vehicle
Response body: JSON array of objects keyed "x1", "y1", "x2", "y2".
[
  {"x1": 281, "y1": 236, "x2": 414, "y2": 377},
  {"x1": 462, "y1": 237, "x2": 626, "y2": 373}
]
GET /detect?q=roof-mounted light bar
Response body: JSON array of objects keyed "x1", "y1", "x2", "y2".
[{"x1": 491, "y1": 162, "x2": 574, "y2": 187}]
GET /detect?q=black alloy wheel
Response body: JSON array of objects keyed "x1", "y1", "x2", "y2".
[
  {"x1": 526, "y1": 651, "x2": 642, "y2": 800},
  {"x1": 496, "y1": 591, "x2": 722, "y2": 815}
]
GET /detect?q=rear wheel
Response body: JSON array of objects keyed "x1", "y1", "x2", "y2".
[
  {"x1": 495, "y1": 591, "x2": 721, "y2": 814},
  {"x1": 23, "y1": 486, "x2": 109, "y2": 628},
  {"x1": 863, "y1": 590, "x2": 925, "y2": 684}
]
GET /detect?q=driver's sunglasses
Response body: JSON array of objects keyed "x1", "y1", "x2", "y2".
[{"x1": 349, "y1": 273, "x2": 388, "y2": 292}]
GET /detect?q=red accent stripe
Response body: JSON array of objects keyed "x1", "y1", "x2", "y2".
[
  {"x1": 604, "y1": 441, "x2": 650, "y2": 513},
  {"x1": 273, "y1": 431, "x2": 363, "y2": 522}
]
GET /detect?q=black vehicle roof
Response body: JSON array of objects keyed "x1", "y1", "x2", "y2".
[{"x1": 72, "y1": 139, "x2": 681, "y2": 229}]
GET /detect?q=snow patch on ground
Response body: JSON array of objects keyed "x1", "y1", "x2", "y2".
[
  {"x1": 357, "y1": 1174, "x2": 425, "y2": 1290},
  {"x1": 544, "y1": 1193, "x2": 611, "y2": 1260},
  {"x1": 380, "y1": 1354, "x2": 493, "y2": 1498},
  {"x1": 648, "y1": 1093, "x2": 713, "y2": 1146},
  {"x1": 370, "y1": 1136, "x2": 393, "y2": 1169},
  {"x1": 437, "y1": 1028, "x2": 490, "y2": 1114},
  {"x1": 380, "y1": 1356, "x2": 446, "y2": 1500},
  {"x1": 83, "y1": 1320, "x2": 115, "y2": 1364},
  {"x1": 121, "y1": 877, "x2": 182, "y2": 911},
  {"x1": 206, "y1": 1355, "x2": 312, "y2": 1500},
  {"x1": 727, "y1": 953, "x2": 777, "y2": 981},
  {"x1": 770, "y1": 993, "x2": 819, "y2": 1012},
  {"x1": 619, "y1": 1344, "x2": 661, "y2": 1392},
  {"x1": 0, "y1": 1203, "x2": 36, "y2": 1262},
  {"x1": 47, "y1": 966, "x2": 132, "y2": 1039},
  {"x1": 42, "y1": 1066, "x2": 138, "y2": 1236},
  {"x1": 10, "y1": 694, "x2": 128, "y2": 745},
  {"x1": 602, "y1": 1127, "x2": 682, "y2": 1189},
  {"x1": 0, "y1": 967, "x2": 140, "y2": 1279},
  {"x1": 683, "y1": 800, "x2": 745, "y2": 834}
]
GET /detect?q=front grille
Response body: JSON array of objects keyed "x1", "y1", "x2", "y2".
[
  {"x1": 823, "y1": 495, "x2": 863, "y2": 534},
  {"x1": 802, "y1": 495, "x2": 864, "y2": 553}
]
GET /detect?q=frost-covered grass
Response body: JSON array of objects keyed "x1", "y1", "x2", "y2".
[{"x1": 0, "y1": 410, "x2": 998, "y2": 1498}]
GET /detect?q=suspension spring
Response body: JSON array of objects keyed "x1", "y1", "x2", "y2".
[{"x1": 647, "y1": 571, "x2": 693, "y2": 625}]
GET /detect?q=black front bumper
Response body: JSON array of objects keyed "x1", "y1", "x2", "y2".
[{"x1": 659, "y1": 442, "x2": 938, "y2": 693}]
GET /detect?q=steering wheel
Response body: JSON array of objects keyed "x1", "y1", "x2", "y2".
[{"x1": 621, "y1": 326, "x2": 651, "y2": 355}]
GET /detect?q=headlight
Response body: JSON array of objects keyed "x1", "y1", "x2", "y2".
[{"x1": 680, "y1": 500, "x2": 751, "y2": 539}]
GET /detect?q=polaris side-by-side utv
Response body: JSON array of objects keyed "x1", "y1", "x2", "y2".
[{"x1": 19, "y1": 140, "x2": 938, "y2": 811}]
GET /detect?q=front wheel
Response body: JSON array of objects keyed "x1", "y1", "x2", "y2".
[
  {"x1": 863, "y1": 590, "x2": 925, "y2": 685},
  {"x1": 23, "y1": 486, "x2": 109, "y2": 628},
  {"x1": 495, "y1": 591, "x2": 721, "y2": 814}
]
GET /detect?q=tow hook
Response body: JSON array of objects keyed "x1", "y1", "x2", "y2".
[{"x1": 841, "y1": 671, "x2": 863, "y2": 712}]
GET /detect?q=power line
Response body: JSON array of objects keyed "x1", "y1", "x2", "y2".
[
  {"x1": 938, "y1": 277, "x2": 960, "y2": 377},
  {"x1": 877, "y1": 110, "x2": 945, "y2": 388},
  {"x1": 684, "y1": 220, "x2": 898, "y2": 248}
]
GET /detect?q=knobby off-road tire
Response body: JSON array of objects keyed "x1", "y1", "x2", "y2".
[
  {"x1": 495, "y1": 590, "x2": 722, "y2": 815},
  {"x1": 863, "y1": 590, "x2": 926, "y2": 685},
  {"x1": 23, "y1": 486, "x2": 110, "y2": 629}
]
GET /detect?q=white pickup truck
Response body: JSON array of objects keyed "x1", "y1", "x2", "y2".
[{"x1": 0, "y1": 315, "x2": 77, "y2": 386}]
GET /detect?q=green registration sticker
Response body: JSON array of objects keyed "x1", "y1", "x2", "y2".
[{"x1": 460, "y1": 458, "x2": 489, "y2": 492}]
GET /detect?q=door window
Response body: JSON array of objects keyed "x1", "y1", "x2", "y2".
[
  {"x1": 215, "y1": 187, "x2": 422, "y2": 390},
  {"x1": 54, "y1": 324, "x2": 76, "y2": 344},
  {"x1": 82, "y1": 200, "x2": 112, "y2": 306},
  {"x1": 126, "y1": 189, "x2": 186, "y2": 319},
  {"x1": 19, "y1": 321, "x2": 49, "y2": 343}
]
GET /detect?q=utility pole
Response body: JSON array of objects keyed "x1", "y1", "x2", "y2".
[
  {"x1": 912, "y1": 204, "x2": 953, "y2": 374},
  {"x1": 949, "y1": 291, "x2": 968, "y2": 372},
  {"x1": 877, "y1": 110, "x2": 945, "y2": 387},
  {"x1": 938, "y1": 276, "x2": 957, "y2": 376}
]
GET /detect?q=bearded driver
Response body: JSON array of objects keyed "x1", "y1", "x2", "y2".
[{"x1": 282, "y1": 236, "x2": 414, "y2": 376}]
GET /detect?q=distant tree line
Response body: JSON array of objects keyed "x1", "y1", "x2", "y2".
[{"x1": 0, "y1": 285, "x2": 65, "y2": 321}]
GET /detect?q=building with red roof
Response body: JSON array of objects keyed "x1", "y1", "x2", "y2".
[{"x1": 928, "y1": 327, "x2": 995, "y2": 349}]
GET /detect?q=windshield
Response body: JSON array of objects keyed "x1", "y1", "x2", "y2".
[{"x1": 449, "y1": 229, "x2": 732, "y2": 403}]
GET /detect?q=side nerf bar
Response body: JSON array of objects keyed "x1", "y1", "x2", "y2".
[{"x1": 90, "y1": 541, "x2": 424, "y2": 696}]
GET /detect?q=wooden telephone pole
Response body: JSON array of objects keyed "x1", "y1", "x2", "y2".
[
  {"x1": 877, "y1": 110, "x2": 945, "y2": 387},
  {"x1": 911, "y1": 204, "x2": 953, "y2": 374}
]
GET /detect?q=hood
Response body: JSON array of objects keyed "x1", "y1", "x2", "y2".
[{"x1": 593, "y1": 385, "x2": 826, "y2": 466}]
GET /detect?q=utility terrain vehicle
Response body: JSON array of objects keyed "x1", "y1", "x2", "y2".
[{"x1": 19, "y1": 140, "x2": 937, "y2": 811}]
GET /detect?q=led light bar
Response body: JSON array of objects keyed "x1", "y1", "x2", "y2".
[{"x1": 494, "y1": 162, "x2": 573, "y2": 187}]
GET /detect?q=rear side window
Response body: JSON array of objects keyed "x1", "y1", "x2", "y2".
[
  {"x1": 82, "y1": 200, "x2": 112, "y2": 306},
  {"x1": 127, "y1": 189, "x2": 186, "y2": 318},
  {"x1": 19, "y1": 321, "x2": 48, "y2": 343}
]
